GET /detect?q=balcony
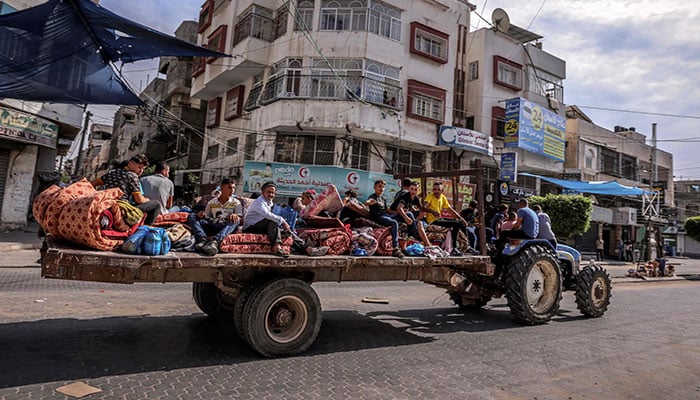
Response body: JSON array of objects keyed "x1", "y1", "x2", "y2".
[
  {"x1": 258, "y1": 74, "x2": 404, "y2": 109},
  {"x1": 233, "y1": 13, "x2": 274, "y2": 45}
]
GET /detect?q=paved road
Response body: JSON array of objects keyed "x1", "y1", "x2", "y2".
[{"x1": 1, "y1": 268, "x2": 699, "y2": 400}]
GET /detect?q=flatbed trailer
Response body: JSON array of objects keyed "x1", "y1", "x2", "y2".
[{"x1": 41, "y1": 244, "x2": 500, "y2": 357}]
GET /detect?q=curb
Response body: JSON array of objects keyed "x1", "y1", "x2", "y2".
[
  {"x1": 0, "y1": 243, "x2": 41, "y2": 252},
  {"x1": 611, "y1": 274, "x2": 699, "y2": 285}
]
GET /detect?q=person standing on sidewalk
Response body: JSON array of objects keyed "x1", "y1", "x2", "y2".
[{"x1": 596, "y1": 237, "x2": 605, "y2": 261}]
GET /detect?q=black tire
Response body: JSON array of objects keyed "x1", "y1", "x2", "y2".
[
  {"x1": 505, "y1": 245, "x2": 562, "y2": 325},
  {"x1": 242, "y1": 278, "x2": 322, "y2": 357},
  {"x1": 192, "y1": 282, "x2": 235, "y2": 319},
  {"x1": 448, "y1": 291, "x2": 490, "y2": 311},
  {"x1": 233, "y1": 283, "x2": 257, "y2": 341},
  {"x1": 575, "y1": 265, "x2": 612, "y2": 318}
]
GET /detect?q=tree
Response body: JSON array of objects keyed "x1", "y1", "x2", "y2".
[
  {"x1": 684, "y1": 216, "x2": 700, "y2": 242},
  {"x1": 528, "y1": 194, "x2": 592, "y2": 239}
]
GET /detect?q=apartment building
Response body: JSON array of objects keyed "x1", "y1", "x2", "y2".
[
  {"x1": 464, "y1": 16, "x2": 566, "y2": 199},
  {"x1": 191, "y1": 0, "x2": 476, "y2": 196}
]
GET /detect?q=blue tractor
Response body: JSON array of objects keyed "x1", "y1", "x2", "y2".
[{"x1": 448, "y1": 239, "x2": 611, "y2": 325}]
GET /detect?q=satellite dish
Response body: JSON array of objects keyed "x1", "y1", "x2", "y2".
[{"x1": 492, "y1": 8, "x2": 511, "y2": 33}]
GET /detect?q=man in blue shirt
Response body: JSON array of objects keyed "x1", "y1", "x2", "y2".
[{"x1": 495, "y1": 198, "x2": 539, "y2": 247}]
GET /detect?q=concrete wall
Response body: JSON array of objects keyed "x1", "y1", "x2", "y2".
[{"x1": 0, "y1": 145, "x2": 37, "y2": 228}]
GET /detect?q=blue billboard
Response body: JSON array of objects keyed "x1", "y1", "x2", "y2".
[{"x1": 503, "y1": 97, "x2": 566, "y2": 162}]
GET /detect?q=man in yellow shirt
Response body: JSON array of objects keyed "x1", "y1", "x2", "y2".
[{"x1": 422, "y1": 181, "x2": 467, "y2": 256}]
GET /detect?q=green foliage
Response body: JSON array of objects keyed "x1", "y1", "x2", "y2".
[
  {"x1": 684, "y1": 216, "x2": 700, "y2": 242},
  {"x1": 528, "y1": 194, "x2": 592, "y2": 239}
]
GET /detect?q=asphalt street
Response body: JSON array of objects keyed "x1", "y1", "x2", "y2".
[{"x1": 0, "y1": 267, "x2": 699, "y2": 400}]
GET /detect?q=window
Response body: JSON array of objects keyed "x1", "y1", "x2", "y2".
[
  {"x1": 206, "y1": 97, "x2": 222, "y2": 127},
  {"x1": 584, "y1": 147, "x2": 596, "y2": 169},
  {"x1": 262, "y1": 58, "x2": 302, "y2": 102},
  {"x1": 206, "y1": 144, "x2": 219, "y2": 160},
  {"x1": 432, "y1": 150, "x2": 460, "y2": 171},
  {"x1": 350, "y1": 139, "x2": 369, "y2": 170},
  {"x1": 294, "y1": 0, "x2": 314, "y2": 31},
  {"x1": 385, "y1": 146, "x2": 423, "y2": 174},
  {"x1": 244, "y1": 133, "x2": 257, "y2": 160},
  {"x1": 319, "y1": 0, "x2": 401, "y2": 40},
  {"x1": 225, "y1": 86, "x2": 244, "y2": 120},
  {"x1": 244, "y1": 72, "x2": 265, "y2": 111},
  {"x1": 198, "y1": 0, "x2": 213, "y2": 33},
  {"x1": 527, "y1": 66, "x2": 564, "y2": 103},
  {"x1": 600, "y1": 147, "x2": 619, "y2": 176},
  {"x1": 468, "y1": 61, "x2": 478, "y2": 81},
  {"x1": 207, "y1": 25, "x2": 227, "y2": 63},
  {"x1": 406, "y1": 79, "x2": 445, "y2": 123},
  {"x1": 226, "y1": 138, "x2": 239, "y2": 155},
  {"x1": 275, "y1": 134, "x2": 335, "y2": 165},
  {"x1": 410, "y1": 22, "x2": 448, "y2": 63},
  {"x1": 273, "y1": 5, "x2": 288, "y2": 39},
  {"x1": 234, "y1": 5, "x2": 273, "y2": 45},
  {"x1": 192, "y1": 52, "x2": 206, "y2": 78},
  {"x1": 491, "y1": 106, "x2": 505, "y2": 138},
  {"x1": 493, "y1": 55, "x2": 522, "y2": 91},
  {"x1": 621, "y1": 154, "x2": 636, "y2": 180},
  {"x1": 368, "y1": 0, "x2": 401, "y2": 41}
]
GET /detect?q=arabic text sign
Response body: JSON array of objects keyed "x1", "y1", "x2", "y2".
[
  {"x1": 0, "y1": 106, "x2": 58, "y2": 148},
  {"x1": 243, "y1": 161, "x2": 397, "y2": 200},
  {"x1": 503, "y1": 97, "x2": 565, "y2": 162},
  {"x1": 438, "y1": 125, "x2": 493, "y2": 156}
]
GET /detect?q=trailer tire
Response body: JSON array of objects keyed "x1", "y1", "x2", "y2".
[
  {"x1": 505, "y1": 245, "x2": 562, "y2": 325},
  {"x1": 575, "y1": 264, "x2": 612, "y2": 318},
  {"x1": 233, "y1": 283, "x2": 257, "y2": 341},
  {"x1": 192, "y1": 282, "x2": 235, "y2": 319},
  {"x1": 242, "y1": 278, "x2": 321, "y2": 357}
]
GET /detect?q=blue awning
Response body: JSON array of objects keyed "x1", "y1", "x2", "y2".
[
  {"x1": 520, "y1": 173, "x2": 649, "y2": 196},
  {"x1": 0, "y1": 0, "x2": 228, "y2": 105}
]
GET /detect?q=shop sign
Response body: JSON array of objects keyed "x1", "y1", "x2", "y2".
[{"x1": 0, "y1": 106, "x2": 58, "y2": 148}]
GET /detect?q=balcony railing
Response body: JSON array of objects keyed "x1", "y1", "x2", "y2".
[
  {"x1": 233, "y1": 14, "x2": 274, "y2": 46},
  {"x1": 259, "y1": 74, "x2": 404, "y2": 109}
]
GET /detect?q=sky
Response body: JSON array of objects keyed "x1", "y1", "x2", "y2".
[{"x1": 90, "y1": 0, "x2": 700, "y2": 180}]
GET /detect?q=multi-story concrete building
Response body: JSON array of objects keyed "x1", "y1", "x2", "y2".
[
  {"x1": 0, "y1": 0, "x2": 83, "y2": 228},
  {"x1": 670, "y1": 179, "x2": 700, "y2": 257},
  {"x1": 464, "y1": 14, "x2": 566, "y2": 198},
  {"x1": 191, "y1": 0, "x2": 476, "y2": 196},
  {"x1": 565, "y1": 105, "x2": 674, "y2": 256},
  {"x1": 108, "y1": 21, "x2": 208, "y2": 202},
  {"x1": 78, "y1": 123, "x2": 113, "y2": 181}
]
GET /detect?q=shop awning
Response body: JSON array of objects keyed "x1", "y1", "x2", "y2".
[{"x1": 520, "y1": 173, "x2": 649, "y2": 196}]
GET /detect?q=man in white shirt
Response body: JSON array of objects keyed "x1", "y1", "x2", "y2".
[{"x1": 187, "y1": 178, "x2": 242, "y2": 256}]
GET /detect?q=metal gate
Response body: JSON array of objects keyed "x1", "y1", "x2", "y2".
[{"x1": 0, "y1": 149, "x2": 9, "y2": 212}]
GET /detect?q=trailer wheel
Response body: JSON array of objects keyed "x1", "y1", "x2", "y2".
[
  {"x1": 242, "y1": 278, "x2": 322, "y2": 357},
  {"x1": 448, "y1": 291, "x2": 490, "y2": 311},
  {"x1": 575, "y1": 264, "x2": 611, "y2": 318},
  {"x1": 233, "y1": 284, "x2": 257, "y2": 341},
  {"x1": 505, "y1": 245, "x2": 562, "y2": 325},
  {"x1": 192, "y1": 282, "x2": 235, "y2": 319}
]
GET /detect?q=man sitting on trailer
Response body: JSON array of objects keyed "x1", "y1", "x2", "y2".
[{"x1": 422, "y1": 181, "x2": 468, "y2": 256}]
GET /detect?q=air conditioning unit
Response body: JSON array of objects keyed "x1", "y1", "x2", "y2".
[{"x1": 612, "y1": 207, "x2": 638, "y2": 226}]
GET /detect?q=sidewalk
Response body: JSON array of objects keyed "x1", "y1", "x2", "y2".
[{"x1": 0, "y1": 221, "x2": 42, "y2": 252}]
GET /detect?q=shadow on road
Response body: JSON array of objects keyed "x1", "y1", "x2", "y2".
[{"x1": 0, "y1": 309, "x2": 433, "y2": 388}]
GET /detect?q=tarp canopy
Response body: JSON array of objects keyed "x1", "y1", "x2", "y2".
[
  {"x1": 520, "y1": 172, "x2": 649, "y2": 196},
  {"x1": 0, "y1": 0, "x2": 227, "y2": 104}
]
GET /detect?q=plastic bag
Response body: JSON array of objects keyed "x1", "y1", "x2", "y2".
[
  {"x1": 121, "y1": 226, "x2": 150, "y2": 254},
  {"x1": 142, "y1": 227, "x2": 171, "y2": 255},
  {"x1": 404, "y1": 243, "x2": 425, "y2": 256}
]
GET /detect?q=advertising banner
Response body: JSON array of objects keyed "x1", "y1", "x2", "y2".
[
  {"x1": 426, "y1": 177, "x2": 476, "y2": 212},
  {"x1": 243, "y1": 161, "x2": 398, "y2": 200},
  {"x1": 0, "y1": 106, "x2": 58, "y2": 148},
  {"x1": 438, "y1": 125, "x2": 493, "y2": 156},
  {"x1": 499, "y1": 152, "x2": 517, "y2": 182},
  {"x1": 503, "y1": 97, "x2": 565, "y2": 162}
]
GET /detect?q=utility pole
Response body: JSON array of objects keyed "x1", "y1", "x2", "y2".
[
  {"x1": 74, "y1": 109, "x2": 92, "y2": 177},
  {"x1": 648, "y1": 123, "x2": 658, "y2": 262}
]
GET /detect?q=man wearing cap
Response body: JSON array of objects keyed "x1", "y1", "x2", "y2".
[{"x1": 91, "y1": 154, "x2": 162, "y2": 225}]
